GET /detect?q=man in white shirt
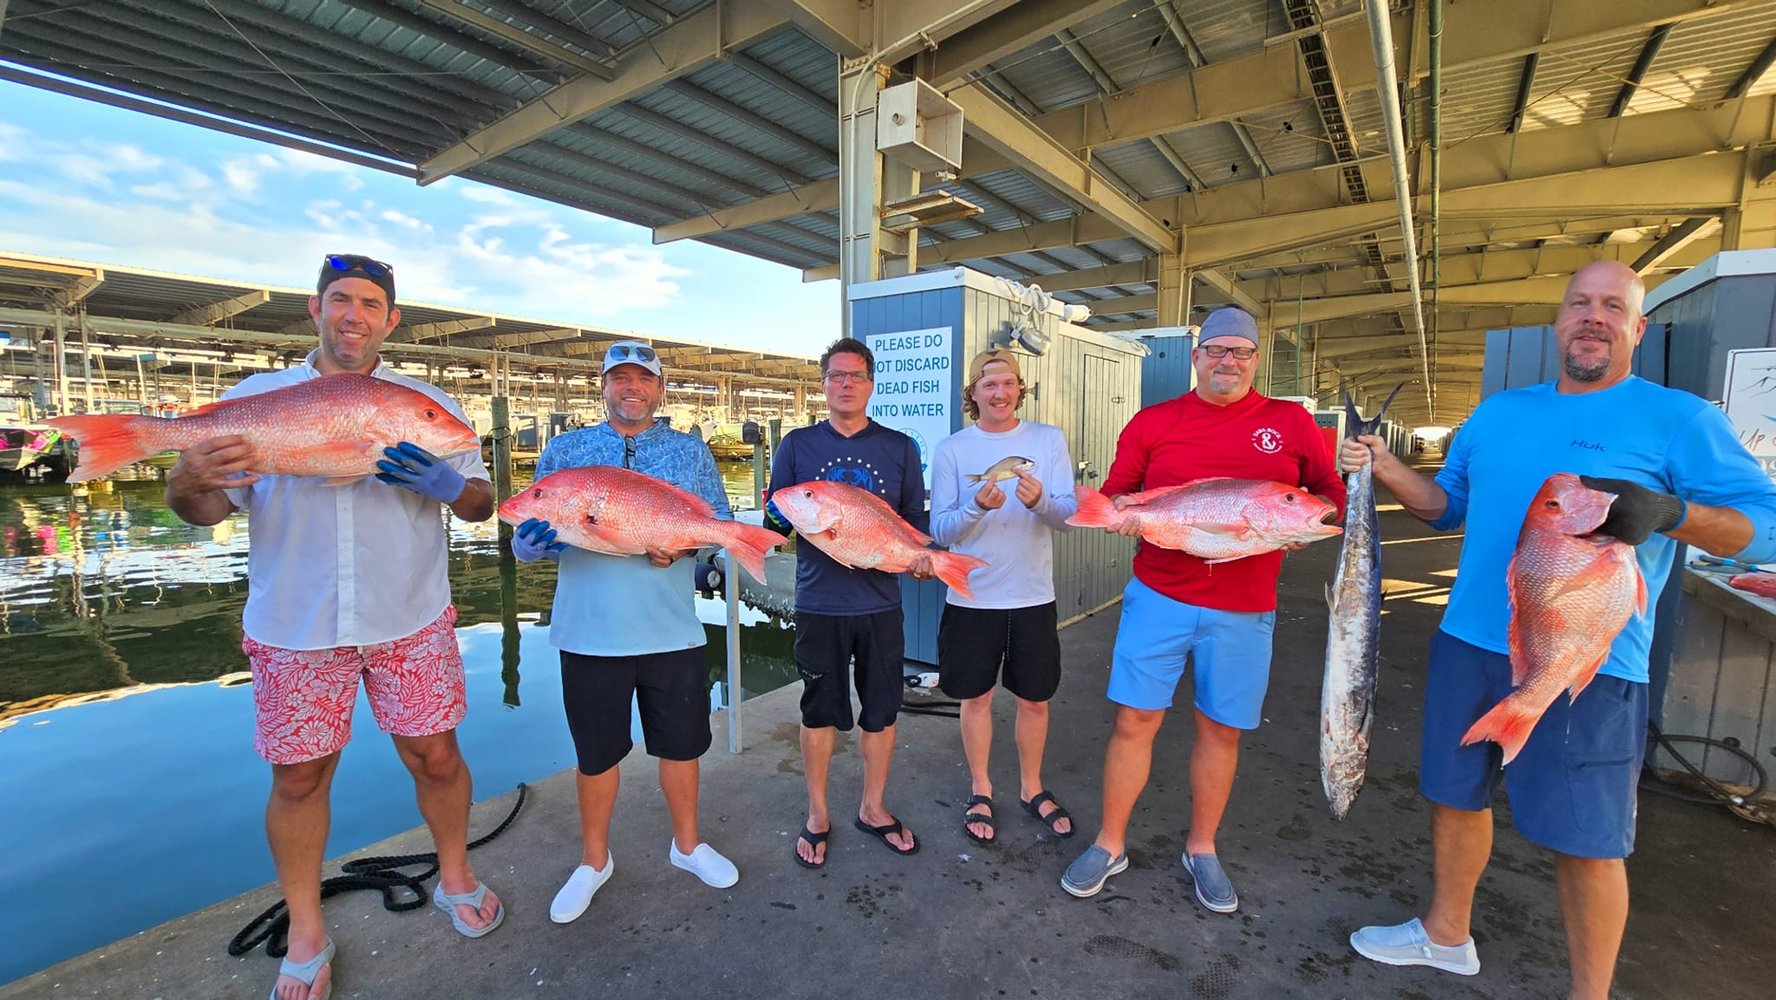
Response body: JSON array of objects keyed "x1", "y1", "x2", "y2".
[
  {"x1": 929, "y1": 349, "x2": 1079, "y2": 844},
  {"x1": 166, "y1": 254, "x2": 501, "y2": 1000}
]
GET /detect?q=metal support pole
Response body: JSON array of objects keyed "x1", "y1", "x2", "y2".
[
  {"x1": 724, "y1": 548, "x2": 743, "y2": 754},
  {"x1": 491, "y1": 394, "x2": 513, "y2": 543},
  {"x1": 53, "y1": 313, "x2": 68, "y2": 415},
  {"x1": 80, "y1": 316, "x2": 93, "y2": 410}
]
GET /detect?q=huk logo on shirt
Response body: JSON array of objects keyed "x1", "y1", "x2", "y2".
[
  {"x1": 1252, "y1": 427, "x2": 1284, "y2": 454},
  {"x1": 1571, "y1": 439, "x2": 1606, "y2": 452}
]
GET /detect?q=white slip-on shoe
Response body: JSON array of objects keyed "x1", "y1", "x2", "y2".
[
  {"x1": 670, "y1": 841, "x2": 739, "y2": 889},
  {"x1": 1350, "y1": 917, "x2": 1481, "y2": 975},
  {"x1": 549, "y1": 856, "x2": 613, "y2": 924}
]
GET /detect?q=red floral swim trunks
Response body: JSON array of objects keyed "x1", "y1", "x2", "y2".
[{"x1": 243, "y1": 606, "x2": 467, "y2": 765}]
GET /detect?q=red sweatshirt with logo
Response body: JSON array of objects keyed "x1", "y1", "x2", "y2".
[{"x1": 1099, "y1": 390, "x2": 1346, "y2": 613}]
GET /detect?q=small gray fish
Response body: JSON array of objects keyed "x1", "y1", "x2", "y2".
[
  {"x1": 1320, "y1": 383, "x2": 1403, "y2": 821},
  {"x1": 966, "y1": 455, "x2": 1036, "y2": 484}
]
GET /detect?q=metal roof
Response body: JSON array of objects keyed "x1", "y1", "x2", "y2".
[{"x1": 3, "y1": 0, "x2": 1775, "y2": 425}]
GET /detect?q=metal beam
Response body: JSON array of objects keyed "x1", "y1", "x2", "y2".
[
  {"x1": 328, "y1": 0, "x2": 556, "y2": 76},
  {"x1": 408, "y1": 0, "x2": 614, "y2": 78},
  {"x1": 654, "y1": 179, "x2": 839, "y2": 243},
  {"x1": 929, "y1": 0, "x2": 1126, "y2": 87},
  {"x1": 1609, "y1": 23, "x2": 1673, "y2": 118},
  {"x1": 946, "y1": 83, "x2": 1175, "y2": 254},
  {"x1": 1630, "y1": 217, "x2": 1716, "y2": 273},
  {"x1": 169, "y1": 290, "x2": 271, "y2": 327},
  {"x1": 403, "y1": 317, "x2": 497, "y2": 343},
  {"x1": 728, "y1": 52, "x2": 832, "y2": 116},
  {"x1": 418, "y1": 4, "x2": 793, "y2": 183},
  {"x1": 1727, "y1": 34, "x2": 1776, "y2": 99}
]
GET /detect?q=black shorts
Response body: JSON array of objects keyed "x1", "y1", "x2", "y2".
[
  {"x1": 794, "y1": 609, "x2": 904, "y2": 732},
  {"x1": 937, "y1": 602, "x2": 1062, "y2": 702},
  {"x1": 560, "y1": 647, "x2": 713, "y2": 776}
]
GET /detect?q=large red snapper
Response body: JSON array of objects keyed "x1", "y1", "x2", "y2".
[
  {"x1": 45, "y1": 373, "x2": 479, "y2": 482},
  {"x1": 1462, "y1": 473, "x2": 1647, "y2": 764},
  {"x1": 498, "y1": 465, "x2": 782, "y2": 584},
  {"x1": 767, "y1": 479, "x2": 989, "y2": 599},
  {"x1": 1068, "y1": 477, "x2": 1341, "y2": 563}
]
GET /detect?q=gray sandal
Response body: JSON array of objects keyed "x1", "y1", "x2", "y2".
[
  {"x1": 269, "y1": 937, "x2": 334, "y2": 1000},
  {"x1": 433, "y1": 881, "x2": 505, "y2": 938}
]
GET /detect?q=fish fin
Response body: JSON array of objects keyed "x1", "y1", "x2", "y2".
[
  {"x1": 1634, "y1": 563, "x2": 1648, "y2": 616},
  {"x1": 1066, "y1": 487, "x2": 1121, "y2": 529},
  {"x1": 43, "y1": 414, "x2": 158, "y2": 481},
  {"x1": 177, "y1": 397, "x2": 236, "y2": 418},
  {"x1": 965, "y1": 473, "x2": 984, "y2": 484},
  {"x1": 1324, "y1": 582, "x2": 1334, "y2": 611},
  {"x1": 931, "y1": 550, "x2": 989, "y2": 600},
  {"x1": 1461, "y1": 696, "x2": 1541, "y2": 765},
  {"x1": 1568, "y1": 653, "x2": 1609, "y2": 699},
  {"x1": 1203, "y1": 554, "x2": 1245, "y2": 565},
  {"x1": 717, "y1": 521, "x2": 783, "y2": 584}
]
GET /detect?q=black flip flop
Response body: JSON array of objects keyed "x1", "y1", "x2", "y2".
[
  {"x1": 852, "y1": 815, "x2": 920, "y2": 856},
  {"x1": 1021, "y1": 790, "x2": 1075, "y2": 838},
  {"x1": 962, "y1": 794, "x2": 996, "y2": 844},
  {"x1": 794, "y1": 826, "x2": 829, "y2": 869}
]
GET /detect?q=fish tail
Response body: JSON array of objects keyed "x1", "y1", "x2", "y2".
[
  {"x1": 717, "y1": 522, "x2": 782, "y2": 585},
  {"x1": 1344, "y1": 382, "x2": 1406, "y2": 439},
  {"x1": 1460, "y1": 696, "x2": 1543, "y2": 765},
  {"x1": 965, "y1": 473, "x2": 984, "y2": 484},
  {"x1": 43, "y1": 414, "x2": 160, "y2": 481},
  {"x1": 1067, "y1": 486, "x2": 1120, "y2": 529},
  {"x1": 931, "y1": 550, "x2": 989, "y2": 600}
]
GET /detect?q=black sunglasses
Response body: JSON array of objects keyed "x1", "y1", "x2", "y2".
[
  {"x1": 324, "y1": 253, "x2": 394, "y2": 278},
  {"x1": 607, "y1": 344, "x2": 658, "y2": 363}
]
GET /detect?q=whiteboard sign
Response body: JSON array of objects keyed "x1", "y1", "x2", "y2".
[
  {"x1": 1722, "y1": 347, "x2": 1776, "y2": 482},
  {"x1": 866, "y1": 327, "x2": 953, "y2": 489}
]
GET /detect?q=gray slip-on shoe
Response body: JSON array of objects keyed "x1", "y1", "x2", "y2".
[
  {"x1": 1061, "y1": 844, "x2": 1129, "y2": 898},
  {"x1": 1181, "y1": 853, "x2": 1238, "y2": 913}
]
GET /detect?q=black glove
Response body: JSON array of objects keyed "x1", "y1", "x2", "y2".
[{"x1": 1579, "y1": 475, "x2": 1686, "y2": 545}]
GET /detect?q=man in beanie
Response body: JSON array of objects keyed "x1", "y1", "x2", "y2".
[
  {"x1": 1060, "y1": 307, "x2": 1344, "y2": 912},
  {"x1": 929, "y1": 349, "x2": 1079, "y2": 844},
  {"x1": 167, "y1": 254, "x2": 501, "y2": 1000}
]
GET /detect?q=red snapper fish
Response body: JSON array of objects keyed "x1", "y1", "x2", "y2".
[
  {"x1": 1462, "y1": 473, "x2": 1647, "y2": 763},
  {"x1": 767, "y1": 480, "x2": 989, "y2": 599},
  {"x1": 1068, "y1": 478, "x2": 1341, "y2": 563},
  {"x1": 1728, "y1": 572, "x2": 1776, "y2": 599},
  {"x1": 498, "y1": 465, "x2": 783, "y2": 584},
  {"x1": 45, "y1": 373, "x2": 480, "y2": 482}
]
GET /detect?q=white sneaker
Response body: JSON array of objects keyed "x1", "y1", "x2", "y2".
[
  {"x1": 549, "y1": 856, "x2": 613, "y2": 924},
  {"x1": 1350, "y1": 917, "x2": 1480, "y2": 976},
  {"x1": 670, "y1": 841, "x2": 739, "y2": 889}
]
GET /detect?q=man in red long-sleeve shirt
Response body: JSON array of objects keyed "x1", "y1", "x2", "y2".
[{"x1": 1061, "y1": 307, "x2": 1345, "y2": 912}]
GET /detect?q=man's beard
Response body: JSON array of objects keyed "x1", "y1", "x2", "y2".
[{"x1": 1563, "y1": 346, "x2": 1610, "y2": 382}]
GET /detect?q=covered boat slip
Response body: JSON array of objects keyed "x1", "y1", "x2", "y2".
[{"x1": 3, "y1": 499, "x2": 1771, "y2": 1000}]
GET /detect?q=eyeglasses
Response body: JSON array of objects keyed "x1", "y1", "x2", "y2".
[
  {"x1": 323, "y1": 254, "x2": 393, "y2": 278},
  {"x1": 1199, "y1": 344, "x2": 1257, "y2": 360},
  {"x1": 823, "y1": 370, "x2": 871, "y2": 385},
  {"x1": 605, "y1": 344, "x2": 658, "y2": 364}
]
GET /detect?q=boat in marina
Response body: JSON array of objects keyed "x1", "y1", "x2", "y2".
[{"x1": 0, "y1": 425, "x2": 70, "y2": 477}]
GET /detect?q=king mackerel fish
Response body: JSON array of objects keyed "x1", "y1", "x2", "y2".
[{"x1": 1319, "y1": 384, "x2": 1403, "y2": 821}]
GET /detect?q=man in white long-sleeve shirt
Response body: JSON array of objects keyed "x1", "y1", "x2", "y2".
[{"x1": 929, "y1": 349, "x2": 1079, "y2": 843}]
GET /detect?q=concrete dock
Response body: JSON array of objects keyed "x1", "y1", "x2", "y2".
[{"x1": 5, "y1": 502, "x2": 1772, "y2": 1000}]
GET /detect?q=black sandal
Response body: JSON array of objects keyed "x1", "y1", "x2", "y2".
[
  {"x1": 1021, "y1": 790, "x2": 1075, "y2": 838},
  {"x1": 794, "y1": 826, "x2": 829, "y2": 869},
  {"x1": 962, "y1": 794, "x2": 996, "y2": 844},
  {"x1": 852, "y1": 815, "x2": 920, "y2": 856}
]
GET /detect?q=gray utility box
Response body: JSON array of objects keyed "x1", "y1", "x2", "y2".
[{"x1": 849, "y1": 267, "x2": 1147, "y2": 664}]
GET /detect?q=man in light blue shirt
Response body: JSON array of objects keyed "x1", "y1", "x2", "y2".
[
  {"x1": 1341, "y1": 261, "x2": 1776, "y2": 999},
  {"x1": 512, "y1": 341, "x2": 739, "y2": 924}
]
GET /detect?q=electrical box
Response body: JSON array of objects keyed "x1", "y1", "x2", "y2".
[{"x1": 876, "y1": 79, "x2": 964, "y2": 174}]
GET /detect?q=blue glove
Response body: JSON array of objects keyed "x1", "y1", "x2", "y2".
[
  {"x1": 376, "y1": 442, "x2": 467, "y2": 504},
  {"x1": 511, "y1": 517, "x2": 566, "y2": 562}
]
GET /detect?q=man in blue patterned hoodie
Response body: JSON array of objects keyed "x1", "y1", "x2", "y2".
[{"x1": 511, "y1": 340, "x2": 740, "y2": 924}]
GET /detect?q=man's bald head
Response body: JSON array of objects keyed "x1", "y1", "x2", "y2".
[{"x1": 1564, "y1": 260, "x2": 1646, "y2": 318}]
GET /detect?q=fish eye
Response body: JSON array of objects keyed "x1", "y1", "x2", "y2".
[
  {"x1": 1283, "y1": 493, "x2": 1295, "y2": 503},
  {"x1": 424, "y1": 408, "x2": 437, "y2": 419},
  {"x1": 1545, "y1": 500, "x2": 1560, "y2": 509},
  {"x1": 532, "y1": 488, "x2": 543, "y2": 498},
  {"x1": 802, "y1": 490, "x2": 814, "y2": 498}
]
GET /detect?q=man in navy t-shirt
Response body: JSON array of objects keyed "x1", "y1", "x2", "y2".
[{"x1": 765, "y1": 337, "x2": 933, "y2": 867}]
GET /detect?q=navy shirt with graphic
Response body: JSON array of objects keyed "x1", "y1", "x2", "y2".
[{"x1": 766, "y1": 419, "x2": 927, "y2": 616}]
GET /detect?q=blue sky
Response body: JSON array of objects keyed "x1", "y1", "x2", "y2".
[{"x1": 0, "y1": 80, "x2": 842, "y2": 358}]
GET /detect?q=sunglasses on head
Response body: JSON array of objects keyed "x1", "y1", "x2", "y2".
[
  {"x1": 324, "y1": 254, "x2": 393, "y2": 278},
  {"x1": 1199, "y1": 344, "x2": 1257, "y2": 360},
  {"x1": 607, "y1": 344, "x2": 657, "y2": 363}
]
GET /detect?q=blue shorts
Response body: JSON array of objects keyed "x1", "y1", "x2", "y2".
[
  {"x1": 1420, "y1": 630, "x2": 1646, "y2": 859},
  {"x1": 1105, "y1": 576, "x2": 1276, "y2": 729}
]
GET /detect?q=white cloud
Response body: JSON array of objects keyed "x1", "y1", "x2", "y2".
[
  {"x1": 220, "y1": 158, "x2": 265, "y2": 197},
  {"x1": 380, "y1": 208, "x2": 431, "y2": 232}
]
